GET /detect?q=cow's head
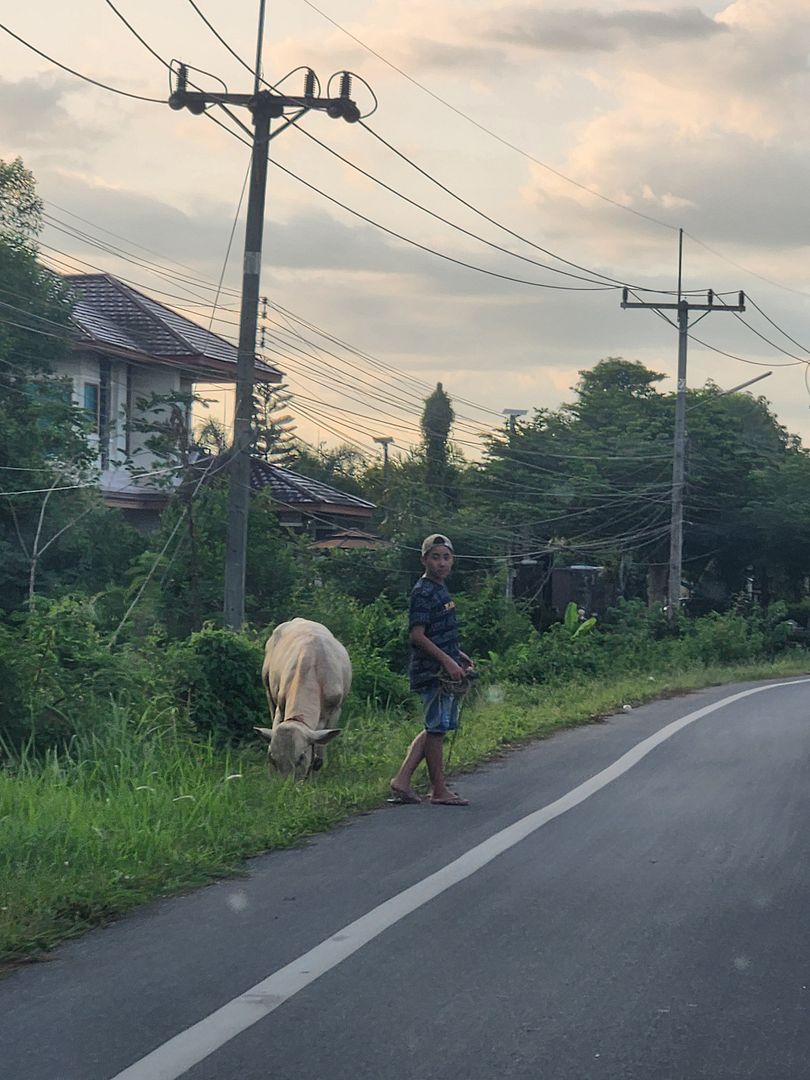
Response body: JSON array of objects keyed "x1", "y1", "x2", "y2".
[{"x1": 254, "y1": 722, "x2": 341, "y2": 781}]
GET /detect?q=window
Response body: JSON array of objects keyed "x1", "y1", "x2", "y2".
[{"x1": 84, "y1": 382, "x2": 100, "y2": 431}]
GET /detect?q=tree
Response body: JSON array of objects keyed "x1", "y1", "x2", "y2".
[
  {"x1": 0, "y1": 158, "x2": 133, "y2": 612},
  {"x1": 252, "y1": 381, "x2": 297, "y2": 466},
  {"x1": 420, "y1": 381, "x2": 460, "y2": 507}
]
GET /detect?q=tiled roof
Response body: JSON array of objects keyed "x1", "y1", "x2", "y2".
[
  {"x1": 64, "y1": 273, "x2": 281, "y2": 380},
  {"x1": 248, "y1": 460, "x2": 376, "y2": 511},
  {"x1": 199, "y1": 455, "x2": 375, "y2": 513}
]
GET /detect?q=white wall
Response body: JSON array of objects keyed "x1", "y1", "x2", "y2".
[{"x1": 52, "y1": 351, "x2": 185, "y2": 483}]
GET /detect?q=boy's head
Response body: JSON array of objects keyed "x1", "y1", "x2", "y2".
[{"x1": 420, "y1": 534, "x2": 454, "y2": 582}]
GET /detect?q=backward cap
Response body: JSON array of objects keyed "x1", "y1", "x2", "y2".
[{"x1": 421, "y1": 533, "x2": 454, "y2": 556}]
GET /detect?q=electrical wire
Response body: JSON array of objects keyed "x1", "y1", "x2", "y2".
[
  {"x1": 292, "y1": 123, "x2": 625, "y2": 290},
  {"x1": 358, "y1": 122, "x2": 707, "y2": 296},
  {"x1": 269, "y1": 156, "x2": 617, "y2": 293},
  {"x1": 0, "y1": 22, "x2": 165, "y2": 102},
  {"x1": 295, "y1": 0, "x2": 678, "y2": 233}
]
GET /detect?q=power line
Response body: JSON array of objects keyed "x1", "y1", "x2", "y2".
[
  {"x1": 295, "y1": 0, "x2": 678, "y2": 233},
  {"x1": 358, "y1": 121, "x2": 706, "y2": 297},
  {"x1": 0, "y1": 22, "x2": 165, "y2": 102},
  {"x1": 292, "y1": 122, "x2": 623, "y2": 290},
  {"x1": 268, "y1": 156, "x2": 617, "y2": 293}
]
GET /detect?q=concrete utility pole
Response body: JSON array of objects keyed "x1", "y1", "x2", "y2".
[
  {"x1": 169, "y1": 17, "x2": 364, "y2": 628},
  {"x1": 502, "y1": 409, "x2": 527, "y2": 599},
  {"x1": 621, "y1": 230, "x2": 745, "y2": 622}
]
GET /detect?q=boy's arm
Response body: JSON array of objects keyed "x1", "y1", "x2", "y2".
[{"x1": 410, "y1": 625, "x2": 464, "y2": 680}]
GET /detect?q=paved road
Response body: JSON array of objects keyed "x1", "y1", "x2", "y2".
[{"x1": 3, "y1": 678, "x2": 810, "y2": 1080}]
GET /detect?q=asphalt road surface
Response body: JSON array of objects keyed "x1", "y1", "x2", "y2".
[{"x1": 3, "y1": 677, "x2": 810, "y2": 1080}]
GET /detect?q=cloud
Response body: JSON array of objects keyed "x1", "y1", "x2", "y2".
[
  {"x1": 0, "y1": 75, "x2": 103, "y2": 149},
  {"x1": 493, "y1": 5, "x2": 726, "y2": 54},
  {"x1": 400, "y1": 37, "x2": 506, "y2": 72}
]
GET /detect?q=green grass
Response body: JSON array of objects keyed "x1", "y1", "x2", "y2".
[{"x1": 2, "y1": 654, "x2": 809, "y2": 969}]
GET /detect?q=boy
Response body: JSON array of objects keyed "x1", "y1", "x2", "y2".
[{"x1": 389, "y1": 534, "x2": 474, "y2": 806}]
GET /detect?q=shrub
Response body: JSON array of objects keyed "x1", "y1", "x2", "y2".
[
  {"x1": 454, "y1": 578, "x2": 534, "y2": 662},
  {"x1": 166, "y1": 627, "x2": 266, "y2": 745},
  {"x1": 346, "y1": 649, "x2": 411, "y2": 712},
  {"x1": 490, "y1": 622, "x2": 607, "y2": 686},
  {"x1": 0, "y1": 596, "x2": 143, "y2": 753},
  {"x1": 683, "y1": 610, "x2": 765, "y2": 666}
]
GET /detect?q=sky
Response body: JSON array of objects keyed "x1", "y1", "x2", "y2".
[{"x1": 2, "y1": 0, "x2": 810, "y2": 463}]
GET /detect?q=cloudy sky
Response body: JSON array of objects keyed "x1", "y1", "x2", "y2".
[{"x1": 2, "y1": 0, "x2": 810, "y2": 460}]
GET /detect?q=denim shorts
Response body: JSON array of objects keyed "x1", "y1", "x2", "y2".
[{"x1": 420, "y1": 688, "x2": 460, "y2": 734}]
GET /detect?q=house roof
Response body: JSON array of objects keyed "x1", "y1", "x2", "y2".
[
  {"x1": 248, "y1": 459, "x2": 376, "y2": 515},
  {"x1": 63, "y1": 273, "x2": 282, "y2": 383},
  {"x1": 311, "y1": 528, "x2": 387, "y2": 550},
  {"x1": 198, "y1": 455, "x2": 376, "y2": 517}
]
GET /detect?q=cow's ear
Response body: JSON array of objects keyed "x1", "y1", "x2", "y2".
[
  {"x1": 253, "y1": 726, "x2": 274, "y2": 743},
  {"x1": 310, "y1": 728, "x2": 341, "y2": 744}
]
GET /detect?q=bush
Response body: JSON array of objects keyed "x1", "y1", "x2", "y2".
[
  {"x1": 166, "y1": 627, "x2": 266, "y2": 745},
  {"x1": 490, "y1": 622, "x2": 607, "y2": 686},
  {"x1": 454, "y1": 578, "x2": 534, "y2": 662},
  {"x1": 683, "y1": 610, "x2": 765, "y2": 666},
  {"x1": 346, "y1": 649, "x2": 411, "y2": 712},
  {"x1": 0, "y1": 596, "x2": 147, "y2": 753}
]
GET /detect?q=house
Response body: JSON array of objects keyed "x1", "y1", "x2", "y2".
[
  {"x1": 52, "y1": 273, "x2": 379, "y2": 540},
  {"x1": 198, "y1": 455, "x2": 378, "y2": 540},
  {"x1": 55, "y1": 272, "x2": 282, "y2": 527}
]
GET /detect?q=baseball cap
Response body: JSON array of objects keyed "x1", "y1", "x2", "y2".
[{"x1": 421, "y1": 533, "x2": 454, "y2": 556}]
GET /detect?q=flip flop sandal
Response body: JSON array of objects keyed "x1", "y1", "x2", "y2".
[{"x1": 387, "y1": 787, "x2": 422, "y2": 804}]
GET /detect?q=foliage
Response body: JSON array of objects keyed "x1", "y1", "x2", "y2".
[
  {"x1": 252, "y1": 381, "x2": 297, "y2": 466},
  {"x1": 454, "y1": 573, "x2": 534, "y2": 660},
  {"x1": 124, "y1": 485, "x2": 302, "y2": 639},
  {"x1": 166, "y1": 627, "x2": 266, "y2": 745},
  {"x1": 0, "y1": 596, "x2": 152, "y2": 752},
  {"x1": 0, "y1": 157, "x2": 43, "y2": 247},
  {"x1": 563, "y1": 601, "x2": 597, "y2": 639}
]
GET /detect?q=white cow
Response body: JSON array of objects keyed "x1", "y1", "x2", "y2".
[{"x1": 255, "y1": 618, "x2": 351, "y2": 780}]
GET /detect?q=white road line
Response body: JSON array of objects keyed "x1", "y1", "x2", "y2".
[{"x1": 110, "y1": 678, "x2": 810, "y2": 1080}]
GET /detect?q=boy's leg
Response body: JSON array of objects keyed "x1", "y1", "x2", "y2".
[
  {"x1": 425, "y1": 731, "x2": 468, "y2": 805},
  {"x1": 390, "y1": 731, "x2": 426, "y2": 801}
]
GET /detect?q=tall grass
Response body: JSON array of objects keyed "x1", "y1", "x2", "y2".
[{"x1": 2, "y1": 654, "x2": 809, "y2": 967}]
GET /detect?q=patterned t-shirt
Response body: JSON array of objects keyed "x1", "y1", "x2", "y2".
[{"x1": 408, "y1": 576, "x2": 461, "y2": 691}]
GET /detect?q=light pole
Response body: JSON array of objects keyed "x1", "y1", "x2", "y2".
[
  {"x1": 373, "y1": 435, "x2": 394, "y2": 525},
  {"x1": 502, "y1": 407, "x2": 527, "y2": 436},
  {"x1": 373, "y1": 435, "x2": 394, "y2": 480}
]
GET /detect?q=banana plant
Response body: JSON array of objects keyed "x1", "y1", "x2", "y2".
[{"x1": 564, "y1": 601, "x2": 597, "y2": 640}]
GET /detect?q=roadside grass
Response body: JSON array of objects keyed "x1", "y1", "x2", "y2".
[{"x1": 2, "y1": 654, "x2": 809, "y2": 968}]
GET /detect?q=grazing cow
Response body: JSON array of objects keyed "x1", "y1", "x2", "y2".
[{"x1": 255, "y1": 618, "x2": 351, "y2": 780}]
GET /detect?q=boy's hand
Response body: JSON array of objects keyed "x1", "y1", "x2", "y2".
[
  {"x1": 443, "y1": 658, "x2": 465, "y2": 681},
  {"x1": 459, "y1": 651, "x2": 474, "y2": 671}
]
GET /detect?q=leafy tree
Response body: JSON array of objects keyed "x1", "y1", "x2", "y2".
[{"x1": 0, "y1": 158, "x2": 140, "y2": 613}]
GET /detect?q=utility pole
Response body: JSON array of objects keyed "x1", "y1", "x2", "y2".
[
  {"x1": 502, "y1": 409, "x2": 527, "y2": 599},
  {"x1": 373, "y1": 435, "x2": 394, "y2": 527},
  {"x1": 621, "y1": 230, "x2": 745, "y2": 621},
  {"x1": 169, "y1": 19, "x2": 365, "y2": 628}
]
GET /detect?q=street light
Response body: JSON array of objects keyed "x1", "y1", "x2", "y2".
[
  {"x1": 373, "y1": 435, "x2": 394, "y2": 478},
  {"x1": 502, "y1": 407, "x2": 527, "y2": 435}
]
